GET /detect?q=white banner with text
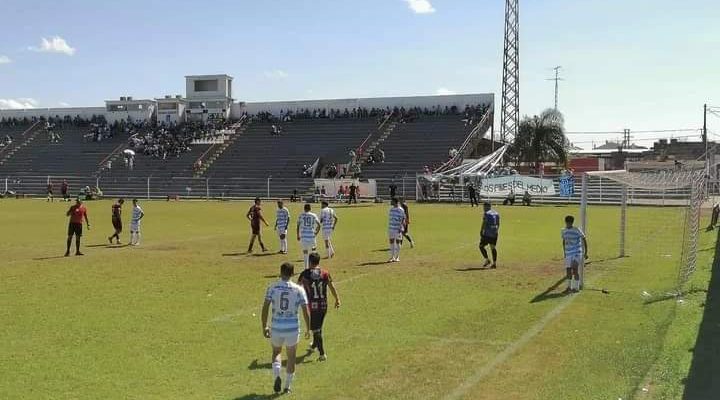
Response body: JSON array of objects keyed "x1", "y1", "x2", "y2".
[{"x1": 479, "y1": 175, "x2": 556, "y2": 197}]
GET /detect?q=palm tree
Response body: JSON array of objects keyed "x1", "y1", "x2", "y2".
[{"x1": 510, "y1": 108, "x2": 569, "y2": 168}]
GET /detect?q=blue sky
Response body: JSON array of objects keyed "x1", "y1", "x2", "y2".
[{"x1": 0, "y1": 0, "x2": 718, "y2": 147}]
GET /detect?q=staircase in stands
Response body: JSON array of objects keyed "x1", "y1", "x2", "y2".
[
  {"x1": 0, "y1": 121, "x2": 44, "y2": 167},
  {"x1": 194, "y1": 118, "x2": 250, "y2": 177},
  {"x1": 355, "y1": 114, "x2": 398, "y2": 166}
]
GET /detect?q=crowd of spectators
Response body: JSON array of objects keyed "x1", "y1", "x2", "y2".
[
  {"x1": 129, "y1": 125, "x2": 192, "y2": 160},
  {"x1": 0, "y1": 134, "x2": 13, "y2": 149},
  {"x1": 128, "y1": 120, "x2": 233, "y2": 160},
  {"x1": 247, "y1": 103, "x2": 490, "y2": 126}
]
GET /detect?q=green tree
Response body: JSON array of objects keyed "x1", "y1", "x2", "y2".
[{"x1": 511, "y1": 108, "x2": 569, "y2": 167}]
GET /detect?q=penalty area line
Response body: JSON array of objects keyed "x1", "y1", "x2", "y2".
[{"x1": 444, "y1": 294, "x2": 577, "y2": 400}]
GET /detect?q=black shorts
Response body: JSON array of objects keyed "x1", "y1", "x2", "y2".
[
  {"x1": 251, "y1": 224, "x2": 261, "y2": 235},
  {"x1": 310, "y1": 309, "x2": 327, "y2": 331},
  {"x1": 112, "y1": 218, "x2": 122, "y2": 231},
  {"x1": 67, "y1": 222, "x2": 83, "y2": 237},
  {"x1": 402, "y1": 224, "x2": 409, "y2": 234},
  {"x1": 480, "y1": 235, "x2": 497, "y2": 246}
]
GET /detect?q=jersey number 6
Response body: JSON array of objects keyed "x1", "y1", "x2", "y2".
[{"x1": 280, "y1": 292, "x2": 289, "y2": 311}]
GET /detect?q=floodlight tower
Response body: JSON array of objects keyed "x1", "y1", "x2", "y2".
[{"x1": 500, "y1": 0, "x2": 520, "y2": 144}]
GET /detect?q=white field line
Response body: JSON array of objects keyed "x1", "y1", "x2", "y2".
[
  {"x1": 444, "y1": 295, "x2": 577, "y2": 400},
  {"x1": 444, "y1": 268, "x2": 612, "y2": 400}
]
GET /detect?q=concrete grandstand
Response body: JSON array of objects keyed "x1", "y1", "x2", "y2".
[{"x1": 0, "y1": 74, "x2": 494, "y2": 199}]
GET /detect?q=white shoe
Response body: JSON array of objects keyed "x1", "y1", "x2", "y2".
[{"x1": 318, "y1": 354, "x2": 327, "y2": 361}]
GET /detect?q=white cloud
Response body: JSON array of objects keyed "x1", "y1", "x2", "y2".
[
  {"x1": 58, "y1": 102, "x2": 71, "y2": 107},
  {"x1": 0, "y1": 98, "x2": 39, "y2": 109},
  {"x1": 29, "y1": 36, "x2": 76, "y2": 56},
  {"x1": 263, "y1": 69, "x2": 289, "y2": 79},
  {"x1": 0, "y1": 55, "x2": 11, "y2": 64},
  {"x1": 404, "y1": 0, "x2": 435, "y2": 14},
  {"x1": 435, "y1": 87, "x2": 456, "y2": 95}
]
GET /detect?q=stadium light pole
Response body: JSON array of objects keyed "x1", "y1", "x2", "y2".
[{"x1": 500, "y1": 0, "x2": 520, "y2": 145}]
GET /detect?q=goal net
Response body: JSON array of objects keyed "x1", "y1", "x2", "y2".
[{"x1": 578, "y1": 168, "x2": 706, "y2": 297}]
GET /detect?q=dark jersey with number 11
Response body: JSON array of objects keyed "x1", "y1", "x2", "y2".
[{"x1": 298, "y1": 268, "x2": 332, "y2": 312}]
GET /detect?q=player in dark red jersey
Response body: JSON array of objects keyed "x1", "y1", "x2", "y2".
[
  {"x1": 246, "y1": 197, "x2": 269, "y2": 253},
  {"x1": 297, "y1": 252, "x2": 340, "y2": 361},
  {"x1": 108, "y1": 198, "x2": 125, "y2": 244},
  {"x1": 399, "y1": 197, "x2": 415, "y2": 248},
  {"x1": 65, "y1": 197, "x2": 90, "y2": 256}
]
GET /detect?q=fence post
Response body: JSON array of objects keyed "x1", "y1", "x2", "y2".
[
  {"x1": 4, "y1": 177, "x2": 7, "y2": 193},
  {"x1": 402, "y1": 175, "x2": 406, "y2": 198},
  {"x1": 147, "y1": 177, "x2": 150, "y2": 200},
  {"x1": 267, "y1": 176, "x2": 271, "y2": 199},
  {"x1": 206, "y1": 178, "x2": 210, "y2": 201}
]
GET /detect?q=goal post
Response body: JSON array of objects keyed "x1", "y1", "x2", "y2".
[{"x1": 579, "y1": 168, "x2": 706, "y2": 294}]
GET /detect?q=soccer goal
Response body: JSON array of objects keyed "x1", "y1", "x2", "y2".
[{"x1": 578, "y1": 168, "x2": 706, "y2": 296}]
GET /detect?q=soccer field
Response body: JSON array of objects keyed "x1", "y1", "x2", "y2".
[{"x1": 0, "y1": 199, "x2": 714, "y2": 400}]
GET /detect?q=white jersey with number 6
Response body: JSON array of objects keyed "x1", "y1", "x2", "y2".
[{"x1": 265, "y1": 279, "x2": 308, "y2": 335}]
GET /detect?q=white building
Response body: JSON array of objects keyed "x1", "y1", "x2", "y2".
[
  {"x1": 185, "y1": 74, "x2": 233, "y2": 122},
  {"x1": 104, "y1": 97, "x2": 156, "y2": 124},
  {"x1": 156, "y1": 95, "x2": 187, "y2": 125}
]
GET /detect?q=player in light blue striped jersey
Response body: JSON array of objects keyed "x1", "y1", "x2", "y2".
[
  {"x1": 320, "y1": 201, "x2": 338, "y2": 258},
  {"x1": 387, "y1": 198, "x2": 406, "y2": 263},
  {"x1": 275, "y1": 201, "x2": 291, "y2": 254},
  {"x1": 296, "y1": 203, "x2": 321, "y2": 269},
  {"x1": 561, "y1": 215, "x2": 588, "y2": 293},
  {"x1": 261, "y1": 262, "x2": 311, "y2": 394}
]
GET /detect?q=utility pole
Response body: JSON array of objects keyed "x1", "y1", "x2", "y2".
[
  {"x1": 546, "y1": 66, "x2": 563, "y2": 111},
  {"x1": 623, "y1": 129, "x2": 631, "y2": 149},
  {"x1": 704, "y1": 103, "x2": 708, "y2": 157}
]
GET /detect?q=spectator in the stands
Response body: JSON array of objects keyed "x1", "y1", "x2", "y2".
[
  {"x1": 503, "y1": 189, "x2": 516, "y2": 206},
  {"x1": 522, "y1": 190, "x2": 532, "y2": 206},
  {"x1": 389, "y1": 181, "x2": 397, "y2": 198}
]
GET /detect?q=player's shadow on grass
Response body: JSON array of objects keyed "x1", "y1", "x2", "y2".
[
  {"x1": 252, "y1": 253, "x2": 275, "y2": 258},
  {"x1": 584, "y1": 255, "x2": 624, "y2": 266},
  {"x1": 529, "y1": 277, "x2": 568, "y2": 303},
  {"x1": 358, "y1": 261, "x2": 391, "y2": 266},
  {"x1": 222, "y1": 252, "x2": 246, "y2": 257},
  {"x1": 231, "y1": 394, "x2": 280, "y2": 400},
  {"x1": 683, "y1": 227, "x2": 720, "y2": 399},
  {"x1": 248, "y1": 349, "x2": 315, "y2": 371},
  {"x1": 455, "y1": 266, "x2": 494, "y2": 272},
  {"x1": 33, "y1": 255, "x2": 68, "y2": 261},
  {"x1": 372, "y1": 248, "x2": 390, "y2": 252}
]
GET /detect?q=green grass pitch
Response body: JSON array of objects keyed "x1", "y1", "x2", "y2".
[{"x1": 0, "y1": 199, "x2": 715, "y2": 399}]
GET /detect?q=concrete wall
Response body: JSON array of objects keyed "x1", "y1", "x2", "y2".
[
  {"x1": 0, "y1": 107, "x2": 106, "y2": 120},
  {"x1": 232, "y1": 93, "x2": 494, "y2": 117}
]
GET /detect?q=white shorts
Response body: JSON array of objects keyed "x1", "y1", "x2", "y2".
[
  {"x1": 270, "y1": 331, "x2": 300, "y2": 348},
  {"x1": 565, "y1": 254, "x2": 584, "y2": 269},
  {"x1": 322, "y1": 229, "x2": 333, "y2": 240},
  {"x1": 301, "y1": 240, "x2": 316, "y2": 251},
  {"x1": 130, "y1": 222, "x2": 141, "y2": 232},
  {"x1": 277, "y1": 229, "x2": 288, "y2": 237},
  {"x1": 388, "y1": 230, "x2": 402, "y2": 240}
]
